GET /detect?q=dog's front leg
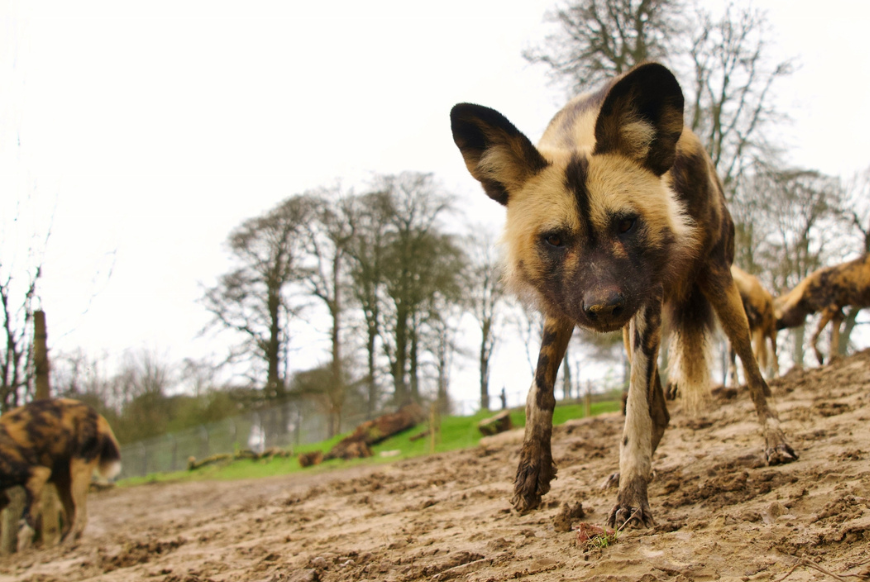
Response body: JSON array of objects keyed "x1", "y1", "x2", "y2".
[
  {"x1": 512, "y1": 315, "x2": 574, "y2": 513},
  {"x1": 608, "y1": 292, "x2": 662, "y2": 529}
]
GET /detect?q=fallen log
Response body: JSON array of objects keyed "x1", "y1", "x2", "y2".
[
  {"x1": 319, "y1": 403, "x2": 426, "y2": 463},
  {"x1": 187, "y1": 447, "x2": 293, "y2": 471},
  {"x1": 478, "y1": 410, "x2": 512, "y2": 436},
  {"x1": 297, "y1": 451, "x2": 323, "y2": 468}
]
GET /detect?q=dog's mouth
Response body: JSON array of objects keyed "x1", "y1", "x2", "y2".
[{"x1": 572, "y1": 305, "x2": 635, "y2": 334}]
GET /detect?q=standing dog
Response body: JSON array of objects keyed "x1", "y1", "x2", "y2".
[
  {"x1": 451, "y1": 63, "x2": 796, "y2": 527},
  {"x1": 729, "y1": 265, "x2": 779, "y2": 383},
  {"x1": 0, "y1": 398, "x2": 121, "y2": 543},
  {"x1": 776, "y1": 253, "x2": 870, "y2": 365}
]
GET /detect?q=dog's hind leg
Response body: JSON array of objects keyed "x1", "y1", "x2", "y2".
[
  {"x1": 65, "y1": 458, "x2": 96, "y2": 542},
  {"x1": 829, "y1": 309, "x2": 844, "y2": 362},
  {"x1": 701, "y1": 269, "x2": 797, "y2": 465},
  {"x1": 512, "y1": 315, "x2": 573, "y2": 513},
  {"x1": 810, "y1": 308, "x2": 837, "y2": 365}
]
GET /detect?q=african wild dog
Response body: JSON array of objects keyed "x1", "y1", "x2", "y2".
[
  {"x1": 729, "y1": 265, "x2": 779, "y2": 384},
  {"x1": 0, "y1": 398, "x2": 121, "y2": 544},
  {"x1": 451, "y1": 62, "x2": 797, "y2": 528},
  {"x1": 775, "y1": 253, "x2": 870, "y2": 365}
]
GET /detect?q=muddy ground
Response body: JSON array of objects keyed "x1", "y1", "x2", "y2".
[{"x1": 2, "y1": 350, "x2": 869, "y2": 582}]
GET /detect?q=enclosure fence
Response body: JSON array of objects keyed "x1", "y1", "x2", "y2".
[
  {"x1": 117, "y1": 385, "x2": 622, "y2": 480},
  {"x1": 118, "y1": 399, "x2": 373, "y2": 480}
]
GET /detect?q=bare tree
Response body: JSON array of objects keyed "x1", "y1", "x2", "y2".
[
  {"x1": 0, "y1": 264, "x2": 40, "y2": 411},
  {"x1": 374, "y1": 173, "x2": 461, "y2": 405},
  {"x1": 463, "y1": 228, "x2": 507, "y2": 411},
  {"x1": 685, "y1": 2, "x2": 795, "y2": 196},
  {"x1": 0, "y1": 202, "x2": 50, "y2": 411},
  {"x1": 345, "y1": 190, "x2": 395, "y2": 417},
  {"x1": 524, "y1": 0, "x2": 685, "y2": 93},
  {"x1": 507, "y1": 299, "x2": 544, "y2": 378},
  {"x1": 202, "y1": 196, "x2": 314, "y2": 399},
  {"x1": 297, "y1": 187, "x2": 356, "y2": 435}
]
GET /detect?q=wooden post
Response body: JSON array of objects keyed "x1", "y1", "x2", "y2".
[
  {"x1": 584, "y1": 381, "x2": 592, "y2": 418},
  {"x1": 34, "y1": 310, "x2": 50, "y2": 400},
  {"x1": 33, "y1": 310, "x2": 62, "y2": 547},
  {"x1": 428, "y1": 404, "x2": 439, "y2": 455}
]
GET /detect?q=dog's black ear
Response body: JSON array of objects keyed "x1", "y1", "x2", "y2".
[
  {"x1": 450, "y1": 103, "x2": 549, "y2": 205},
  {"x1": 593, "y1": 63, "x2": 684, "y2": 176}
]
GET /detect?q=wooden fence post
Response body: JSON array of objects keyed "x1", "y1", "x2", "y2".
[{"x1": 34, "y1": 310, "x2": 62, "y2": 547}]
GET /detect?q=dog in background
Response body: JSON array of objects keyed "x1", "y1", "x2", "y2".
[
  {"x1": 776, "y1": 253, "x2": 870, "y2": 365},
  {"x1": 729, "y1": 265, "x2": 779, "y2": 384},
  {"x1": 451, "y1": 62, "x2": 796, "y2": 528},
  {"x1": 0, "y1": 398, "x2": 121, "y2": 544}
]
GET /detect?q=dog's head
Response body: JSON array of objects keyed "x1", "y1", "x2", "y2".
[{"x1": 451, "y1": 63, "x2": 692, "y2": 332}]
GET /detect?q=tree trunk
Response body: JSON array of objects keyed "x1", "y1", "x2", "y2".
[
  {"x1": 479, "y1": 320, "x2": 490, "y2": 411},
  {"x1": 409, "y1": 322, "x2": 420, "y2": 402},
  {"x1": 562, "y1": 350, "x2": 572, "y2": 401},
  {"x1": 266, "y1": 285, "x2": 283, "y2": 400},
  {"x1": 393, "y1": 309, "x2": 409, "y2": 405},
  {"x1": 329, "y1": 257, "x2": 344, "y2": 438},
  {"x1": 365, "y1": 320, "x2": 378, "y2": 418}
]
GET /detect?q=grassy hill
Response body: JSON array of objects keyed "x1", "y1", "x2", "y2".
[{"x1": 120, "y1": 399, "x2": 621, "y2": 486}]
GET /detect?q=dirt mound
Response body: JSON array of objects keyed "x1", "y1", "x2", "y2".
[{"x1": 2, "y1": 350, "x2": 869, "y2": 581}]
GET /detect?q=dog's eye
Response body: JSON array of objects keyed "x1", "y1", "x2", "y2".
[
  {"x1": 617, "y1": 217, "x2": 637, "y2": 235},
  {"x1": 544, "y1": 233, "x2": 564, "y2": 248}
]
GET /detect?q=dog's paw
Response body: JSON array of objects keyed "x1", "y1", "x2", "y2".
[
  {"x1": 511, "y1": 447, "x2": 557, "y2": 514},
  {"x1": 764, "y1": 428, "x2": 798, "y2": 466},
  {"x1": 607, "y1": 503, "x2": 655, "y2": 529},
  {"x1": 600, "y1": 472, "x2": 620, "y2": 489}
]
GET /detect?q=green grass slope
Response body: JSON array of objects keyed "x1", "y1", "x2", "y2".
[{"x1": 119, "y1": 399, "x2": 620, "y2": 487}]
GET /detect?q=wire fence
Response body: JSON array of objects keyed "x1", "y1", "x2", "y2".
[
  {"x1": 118, "y1": 383, "x2": 625, "y2": 480},
  {"x1": 118, "y1": 399, "x2": 372, "y2": 480}
]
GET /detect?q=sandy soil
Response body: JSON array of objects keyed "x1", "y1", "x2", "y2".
[{"x1": 2, "y1": 350, "x2": 869, "y2": 582}]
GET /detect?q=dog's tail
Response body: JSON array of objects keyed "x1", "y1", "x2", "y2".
[
  {"x1": 666, "y1": 286, "x2": 714, "y2": 414},
  {"x1": 96, "y1": 415, "x2": 122, "y2": 480}
]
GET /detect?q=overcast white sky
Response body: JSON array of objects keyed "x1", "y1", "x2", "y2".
[{"x1": 2, "y1": 0, "x2": 869, "y2": 410}]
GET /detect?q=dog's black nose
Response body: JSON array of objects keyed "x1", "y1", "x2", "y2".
[{"x1": 583, "y1": 291, "x2": 625, "y2": 321}]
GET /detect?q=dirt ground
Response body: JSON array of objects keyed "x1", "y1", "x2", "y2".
[{"x1": 2, "y1": 351, "x2": 870, "y2": 582}]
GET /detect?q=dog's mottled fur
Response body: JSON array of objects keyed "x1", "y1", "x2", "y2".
[
  {"x1": 776, "y1": 254, "x2": 870, "y2": 365},
  {"x1": 729, "y1": 265, "x2": 779, "y2": 383},
  {"x1": 0, "y1": 398, "x2": 121, "y2": 543},
  {"x1": 451, "y1": 63, "x2": 796, "y2": 527}
]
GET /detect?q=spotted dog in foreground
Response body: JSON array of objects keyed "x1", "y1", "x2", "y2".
[
  {"x1": 0, "y1": 398, "x2": 121, "y2": 543},
  {"x1": 450, "y1": 62, "x2": 797, "y2": 528}
]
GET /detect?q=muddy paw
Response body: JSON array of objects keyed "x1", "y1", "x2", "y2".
[
  {"x1": 600, "y1": 472, "x2": 620, "y2": 489},
  {"x1": 764, "y1": 428, "x2": 798, "y2": 465},
  {"x1": 607, "y1": 503, "x2": 655, "y2": 529},
  {"x1": 765, "y1": 442, "x2": 798, "y2": 465},
  {"x1": 512, "y1": 452, "x2": 557, "y2": 513}
]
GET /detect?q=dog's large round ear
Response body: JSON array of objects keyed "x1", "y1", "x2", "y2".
[
  {"x1": 450, "y1": 103, "x2": 549, "y2": 205},
  {"x1": 593, "y1": 63, "x2": 685, "y2": 176}
]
